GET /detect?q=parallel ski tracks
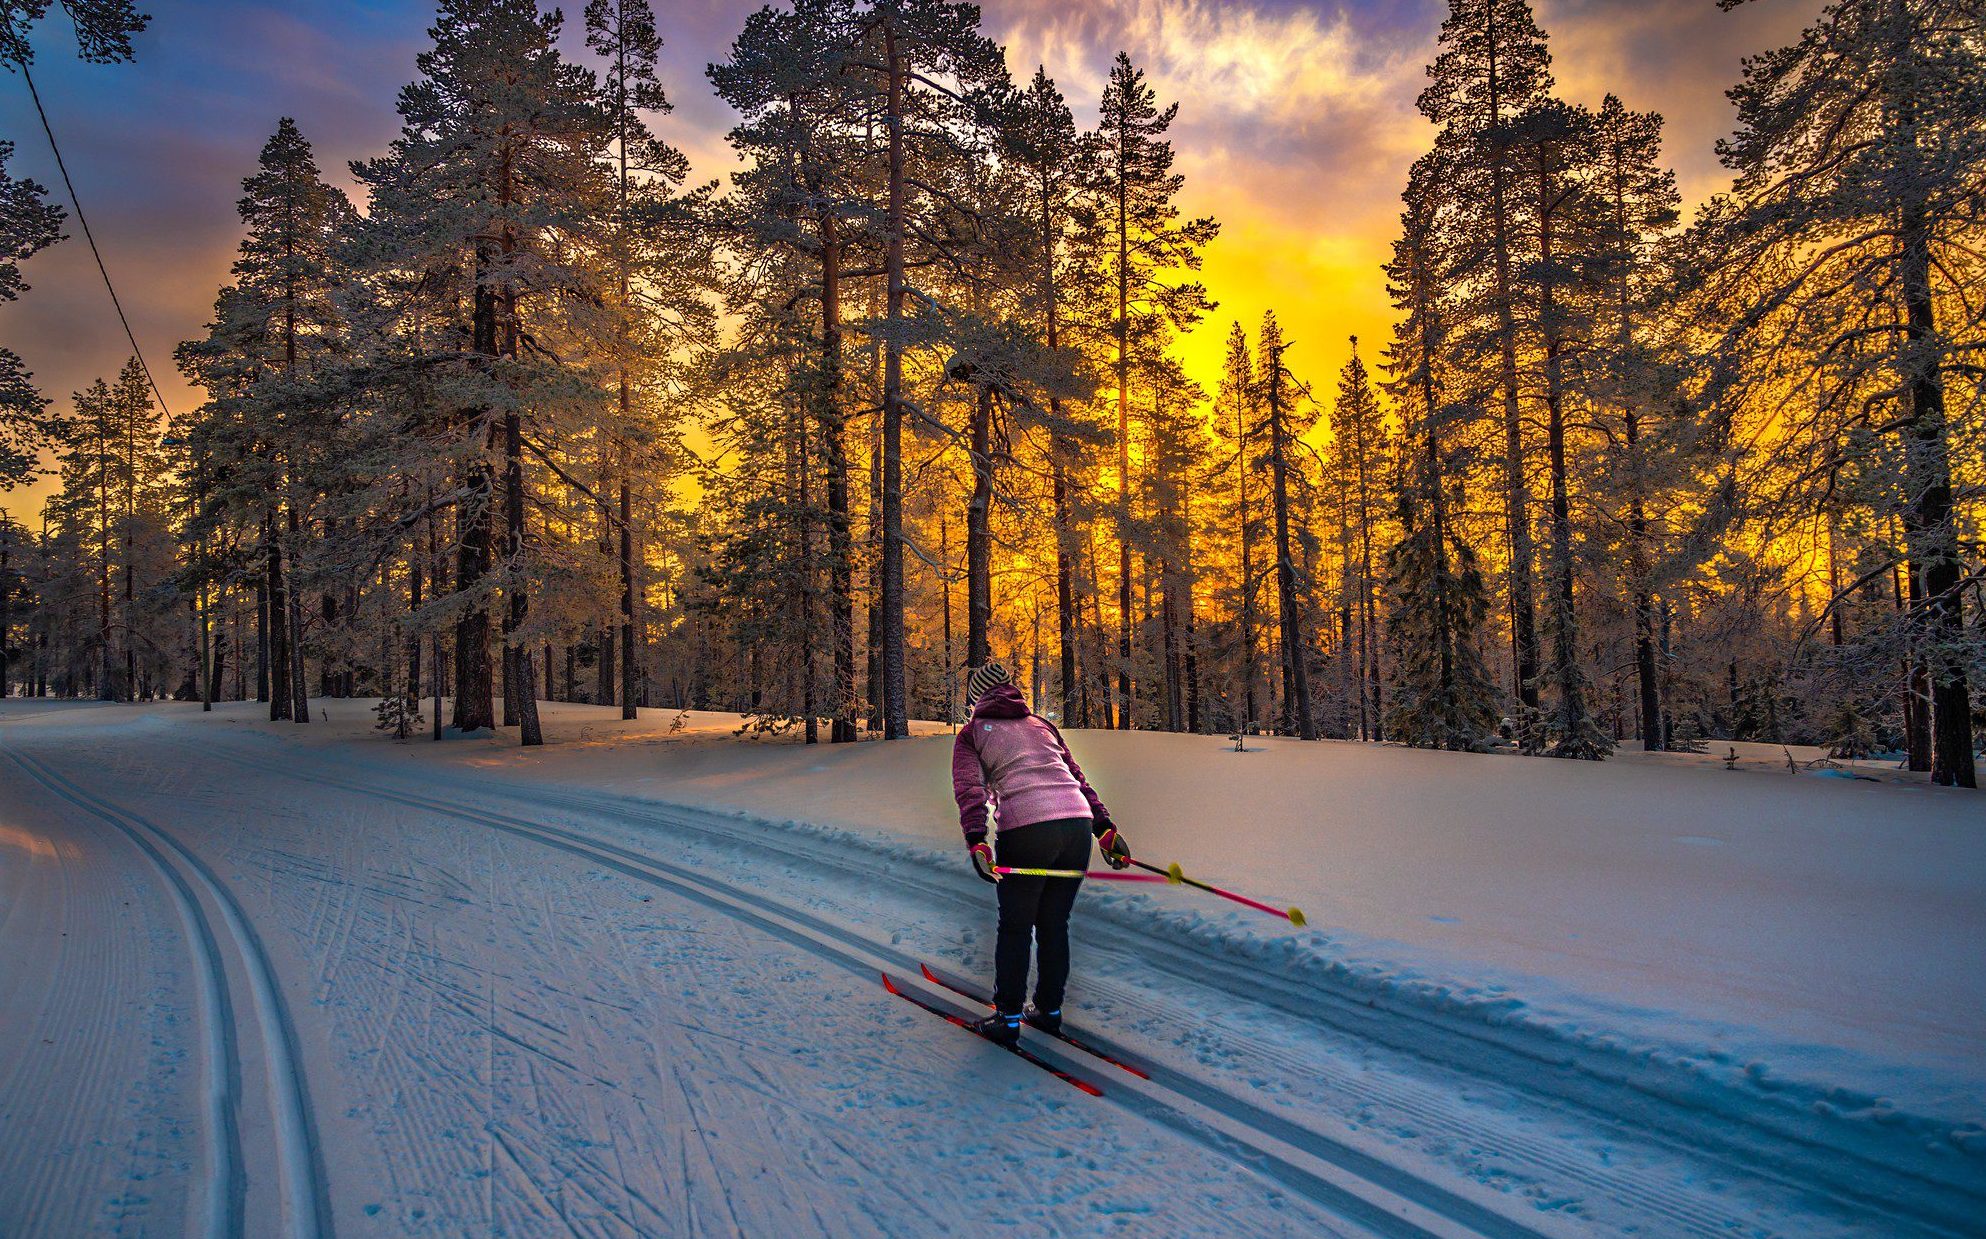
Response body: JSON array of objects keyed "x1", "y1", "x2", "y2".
[
  {"x1": 1, "y1": 743, "x2": 328, "y2": 1239},
  {"x1": 432, "y1": 767, "x2": 1979, "y2": 1239},
  {"x1": 195, "y1": 740, "x2": 1559, "y2": 1239}
]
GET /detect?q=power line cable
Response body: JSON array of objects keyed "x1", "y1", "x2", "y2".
[{"x1": 12, "y1": 55, "x2": 173, "y2": 419}]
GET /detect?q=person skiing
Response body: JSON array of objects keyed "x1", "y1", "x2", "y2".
[{"x1": 951, "y1": 662, "x2": 1131, "y2": 1045}]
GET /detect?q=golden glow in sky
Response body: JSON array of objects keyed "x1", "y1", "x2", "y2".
[{"x1": 0, "y1": 0, "x2": 1823, "y2": 521}]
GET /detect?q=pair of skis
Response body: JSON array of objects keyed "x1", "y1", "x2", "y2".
[{"x1": 880, "y1": 964, "x2": 1149, "y2": 1096}]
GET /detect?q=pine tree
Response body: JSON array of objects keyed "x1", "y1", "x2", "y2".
[
  {"x1": 843, "y1": 0, "x2": 1011, "y2": 739},
  {"x1": 353, "y1": 0, "x2": 613, "y2": 743},
  {"x1": 1586, "y1": 94, "x2": 1681, "y2": 752},
  {"x1": 588, "y1": 0, "x2": 709, "y2": 725},
  {"x1": 1693, "y1": 0, "x2": 1983, "y2": 786},
  {"x1": 1076, "y1": 52, "x2": 1219, "y2": 729},
  {"x1": 1512, "y1": 98, "x2": 1612, "y2": 758},
  {"x1": 0, "y1": 1, "x2": 146, "y2": 64},
  {"x1": 1211, "y1": 322, "x2": 1263, "y2": 733},
  {"x1": 107, "y1": 356, "x2": 171, "y2": 699},
  {"x1": 1143, "y1": 353, "x2": 1208, "y2": 732},
  {"x1": 1383, "y1": 152, "x2": 1500, "y2": 751},
  {"x1": 50, "y1": 379, "x2": 116, "y2": 697},
  {"x1": 1417, "y1": 0, "x2": 1554, "y2": 712},
  {"x1": 711, "y1": 0, "x2": 868, "y2": 739},
  {"x1": 0, "y1": 141, "x2": 63, "y2": 488},
  {"x1": 1, "y1": 2, "x2": 148, "y2": 483},
  {"x1": 1256, "y1": 312, "x2": 1318, "y2": 739},
  {"x1": 1330, "y1": 337, "x2": 1389, "y2": 741},
  {"x1": 0, "y1": 509, "x2": 25, "y2": 696},
  {"x1": 1009, "y1": 66, "x2": 1096, "y2": 725},
  {"x1": 178, "y1": 117, "x2": 354, "y2": 724}
]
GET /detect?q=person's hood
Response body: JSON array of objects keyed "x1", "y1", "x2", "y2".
[{"x1": 970, "y1": 683, "x2": 1031, "y2": 720}]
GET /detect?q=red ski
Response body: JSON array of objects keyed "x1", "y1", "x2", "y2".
[
  {"x1": 917, "y1": 963, "x2": 1151, "y2": 1080},
  {"x1": 880, "y1": 972, "x2": 1102, "y2": 1096}
]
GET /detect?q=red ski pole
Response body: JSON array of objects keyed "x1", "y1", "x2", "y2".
[{"x1": 1129, "y1": 858, "x2": 1308, "y2": 927}]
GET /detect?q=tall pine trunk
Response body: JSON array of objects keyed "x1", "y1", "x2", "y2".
[
  {"x1": 1113, "y1": 129, "x2": 1133, "y2": 730},
  {"x1": 877, "y1": 28, "x2": 909, "y2": 740},
  {"x1": 1898, "y1": 182, "x2": 1975, "y2": 787},
  {"x1": 819, "y1": 211, "x2": 854, "y2": 741},
  {"x1": 966, "y1": 386, "x2": 993, "y2": 667},
  {"x1": 1267, "y1": 349, "x2": 1316, "y2": 739},
  {"x1": 453, "y1": 461, "x2": 496, "y2": 732},
  {"x1": 1538, "y1": 170, "x2": 1592, "y2": 754},
  {"x1": 1485, "y1": 20, "x2": 1540, "y2": 711},
  {"x1": 1629, "y1": 404, "x2": 1662, "y2": 750},
  {"x1": 266, "y1": 510, "x2": 292, "y2": 720},
  {"x1": 256, "y1": 575, "x2": 270, "y2": 703},
  {"x1": 505, "y1": 397, "x2": 543, "y2": 746},
  {"x1": 1053, "y1": 450, "x2": 1078, "y2": 724},
  {"x1": 287, "y1": 505, "x2": 309, "y2": 723}
]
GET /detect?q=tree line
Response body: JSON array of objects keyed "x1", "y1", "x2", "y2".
[{"x1": 0, "y1": 0, "x2": 1978, "y2": 786}]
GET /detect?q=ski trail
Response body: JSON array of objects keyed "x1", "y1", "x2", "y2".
[
  {"x1": 0, "y1": 743, "x2": 242, "y2": 1239},
  {"x1": 200, "y1": 741, "x2": 1555, "y2": 1239},
  {"x1": 0, "y1": 774, "x2": 201, "y2": 1234},
  {"x1": 2, "y1": 744, "x2": 329, "y2": 1239}
]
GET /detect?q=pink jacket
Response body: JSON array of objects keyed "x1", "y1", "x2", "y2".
[{"x1": 952, "y1": 684, "x2": 1111, "y2": 842}]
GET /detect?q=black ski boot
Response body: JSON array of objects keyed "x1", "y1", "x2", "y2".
[
  {"x1": 970, "y1": 1011, "x2": 1022, "y2": 1046},
  {"x1": 1023, "y1": 1004, "x2": 1062, "y2": 1036}
]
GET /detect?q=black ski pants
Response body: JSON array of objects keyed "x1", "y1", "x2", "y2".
[{"x1": 991, "y1": 817, "x2": 1092, "y2": 1014}]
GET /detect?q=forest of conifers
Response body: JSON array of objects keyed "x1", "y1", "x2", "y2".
[{"x1": 0, "y1": 0, "x2": 1979, "y2": 787}]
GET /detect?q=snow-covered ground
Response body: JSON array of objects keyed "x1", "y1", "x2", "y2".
[{"x1": 1, "y1": 698, "x2": 1980, "y2": 1237}]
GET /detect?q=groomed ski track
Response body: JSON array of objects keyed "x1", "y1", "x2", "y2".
[
  {"x1": 1, "y1": 708, "x2": 1976, "y2": 1236},
  {"x1": 1, "y1": 741, "x2": 330, "y2": 1239},
  {"x1": 181, "y1": 733, "x2": 1544, "y2": 1239}
]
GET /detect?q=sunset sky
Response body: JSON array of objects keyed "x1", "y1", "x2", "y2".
[{"x1": 0, "y1": 0, "x2": 1819, "y2": 520}]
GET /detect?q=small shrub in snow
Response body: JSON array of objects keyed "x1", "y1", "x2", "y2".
[{"x1": 373, "y1": 694, "x2": 424, "y2": 741}]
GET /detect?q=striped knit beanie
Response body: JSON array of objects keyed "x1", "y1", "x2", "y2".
[{"x1": 966, "y1": 662, "x2": 1013, "y2": 704}]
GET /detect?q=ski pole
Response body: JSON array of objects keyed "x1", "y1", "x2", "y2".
[
  {"x1": 993, "y1": 866, "x2": 1168, "y2": 881},
  {"x1": 1129, "y1": 858, "x2": 1308, "y2": 927}
]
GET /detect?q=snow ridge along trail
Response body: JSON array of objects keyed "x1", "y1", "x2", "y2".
[
  {"x1": 198, "y1": 737, "x2": 1544, "y2": 1239},
  {"x1": 0, "y1": 742, "x2": 330, "y2": 1239}
]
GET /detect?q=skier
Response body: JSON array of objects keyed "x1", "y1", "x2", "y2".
[{"x1": 951, "y1": 662, "x2": 1132, "y2": 1045}]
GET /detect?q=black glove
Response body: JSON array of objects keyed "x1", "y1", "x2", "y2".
[
  {"x1": 968, "y1": 838, "x2": 998, "y2": 884},
  {"x1": 1095, "y1": 824, "x2": 1131, "y2": 870}
]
